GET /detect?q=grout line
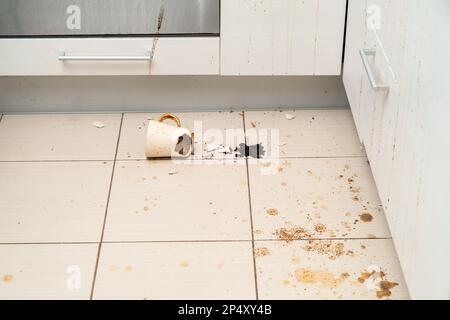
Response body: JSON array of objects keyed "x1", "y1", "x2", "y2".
[
  {"x1": 0, "y1": 107, "x2": 350, "y2": 116},
  {"x1": 113, "y1": 155, "x2": 366, "y2": 162},
  {"x1": 0, "y1": 237, "x2": 393, "y2": 246},
  {"x1": 89, "y1": 113, "x2": 124, "y2": 300},
  {"x1": 0, "y1": 242, "x2": 99, "y2": 246},
  {"x1": 0, "y1": 155, "x2": 367, "y2": 163},
  {"x1": 0, "y1": 160, "x2": 114, "y2": 163},
  {"x1": 242, "y1": 111, "x2": 259, "y2": 301},
  {"x1": 254, "y1": 237, "x2": 393, "y2": 242}
]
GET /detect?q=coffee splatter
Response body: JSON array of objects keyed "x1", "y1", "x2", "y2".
[
  {"x1": 376, "y1": 280, "x2": 399, "y2": 299},
  {"x1": 180, "y1": 261, "x2": 189, "y2": 268},
  {"x1": 3, "y1": 274, "x2": 13, "y2": 282},
  {"x1": 314, "y1": 223, "x2": 327, "y2": 234},
  {"x1": 276, "y1": 226, "x2": 311, "y2": 242},
  {"x1": 236, "y1": 143, "x2": 265, "y2": 158},
  {"x1": 254, "y1": 247, "x2": 270, "y2": 257},
  {"x1": 266, "y1": 208, "x2": 279, "y2": 216},
  {"x1": 294, "y1": 268, "x2": 349, "y2": 289},
  {"x1": 359, "y1": 213, "x2": 373, "y2": 222},
  {"x1": 304, "y1": 240, "x2": 345, "y2": 260}
]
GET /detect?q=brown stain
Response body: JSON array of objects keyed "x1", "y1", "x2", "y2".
[
  {"x1": 314, "y1": 223, "x2": 327, "y2": 234},
  {"x1": 291, "y1": 256, "x2": 300, "y2": 264},
  {"x1": 124, "y1": 266, "x2": 133, "y2": 272},
  {"x1": 294, "y1": 268, "x2": 349, "y2": 289},
  {"x1": 260, "y1": 161, "x2": 272, "y2": 168},
  {"x1": 281, "y1": 181, "x2": 288, "y2": 186},
  {"x1": 276, "y1": 226, "x2": 311, "y2": 242},
  {"x1": 251, "y1": 121, "x2": 257, "y2": 128},
  {"x1": 376, "y1": 280, "x2": 399, "y2": 299},
  {"x1": 359, "y1": 213, "x2": 373, "y2": 222},
  {"x1": 357, "y1": 271, "x2": 375, "y2": 283},
  {"x1": 216, "y1": 261, "x2": 225, "y2": 269},
  {"x1": 304, "y1": 240, "x2": 345, "y2": 260},
  {"x1": 254, "y1": 247, "x2": 270, "y2": 257},
  {"x1": 254, "y1": 229, "x2": 263, "y2": 235},
  {"x1": 352, "y1": 195, "x2": 360, "y2": 202},
  {"x1": 266, "y1": 208, "x2": 279, "y2": 216},
  {"x1": 3, "y1": 274, "x2": 13, "y2": 282},
  {"x1": 108, "y1": 265, "x2": 119, "y2": 272},
  {"x1": 358, "y1": 269, "x2": 399, "y2": 299},
  {"x1": 143, "y1": 206, "x2": 150, "y2": 212},
  {"x1": 350, "y1": 186, "x2": 361, "y2": 193},
  {"x1": 180, "y1": 261, "x2": 189, "y2": 268}
]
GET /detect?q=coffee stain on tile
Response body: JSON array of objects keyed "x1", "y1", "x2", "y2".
[
  {"x1": 358, "y1": 270, "x2": 375, "y2": 283},
  {"x1": 376, "y1": 280, "x2": 399, "y2": 299},
  {"x1": 180, "y1": 261, "x2": 189, "y2": 268},
  {"x1": 216, "y1": 261, "x2": 225, "y2": 269},
  {"x1": 266, "y1": 208, "x2": 279, "y2": 216},
  {"x1": 294, "y1": 268, "x2": 349, "y2": 289},
  {"x1": 108, "y1": 265, "x2": 119, "y2": 272},
  {"x1": 254, "y1": 247, "x2": 270, "y2": 257},
  {"x1": 291, "y1": 256, "x2": 300, "y2": 264},
  {"x1": 276, "y1": 226, "x2": 311, "y2": 242},
  {"x1": 357, "y1": 268, "x2": 399, "y2": 299},
  {"x1": 3, "y1": 274, "x2": 13, "y2": 282},
  {"x1": 304, "y1": 240, "x2": 345, "y2": 260},
  {"x1": 314, "y1": 223, "x2": 327, "y2": 234},
  {"x1": 124, "y1": 266, "x2": 133, "y2": 272},
  {"x1": 359, "y1": 213, "x2": 373, "y2": 222}
]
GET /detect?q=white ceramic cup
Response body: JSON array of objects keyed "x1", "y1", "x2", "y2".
[{"x1": 145, "y1": 114, "x2": 193, "y2": 158}]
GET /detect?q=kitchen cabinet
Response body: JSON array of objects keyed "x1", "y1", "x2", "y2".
[
  {"x1": 220, "y1": 0, "x2": 347, "y2": 75},
  {"x1": 343, "y1": 0, "x2": 450, "y2": 299},
  {"x1": 0, "y1": 38, "x2": 220, "y2": 76}
]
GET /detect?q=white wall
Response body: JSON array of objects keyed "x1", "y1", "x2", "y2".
[{"x1": 0, "y1": 76, "x2": 348, "y2": 113}]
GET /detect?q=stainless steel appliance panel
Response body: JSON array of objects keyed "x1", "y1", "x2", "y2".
[{"x1": 0, "y1": 0, "x2": 220, "y2": 36}]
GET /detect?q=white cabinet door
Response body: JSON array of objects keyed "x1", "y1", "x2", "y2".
[{"x1": 221, "y1": 0, "x2": 346, "y2": 75}]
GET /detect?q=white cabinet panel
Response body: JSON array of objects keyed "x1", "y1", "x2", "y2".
[
  {"x1": 221, "y1": 0, "x2": 346, "y2": 75},
  {"x1": 344, "y1": 0, "x2": 450, "y2": 299},
  {"x1": 0, "y1": 37, "x2": 220, "y2": 76},
  {"x1": 342, "y1": 0, "x2": 368, "y2": 138}
]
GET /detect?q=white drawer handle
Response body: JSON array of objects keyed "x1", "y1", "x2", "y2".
[
  {"x1": 58, "y1": 50, "x2": 151, "y2": 61},
  {"x1": 359, "y1": 49, "x2": 389, "y2": 92}
]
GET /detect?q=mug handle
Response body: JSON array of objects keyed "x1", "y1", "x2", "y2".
[{"x1": 159, "y1": 113, "x2": 181, "y2": 127}]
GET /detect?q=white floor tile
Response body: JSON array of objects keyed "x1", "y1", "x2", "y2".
[
  {"x1": 104, "y1": 160, "x2": 252, "y2": 241},
  {"x1": 249, "y1": 157, "x2": 391, "y2": 240},
  {"x1": 244, "y1": 109, "x2": 364, "y2": 158},
  {"x1": 0, "y1": 244, "x2": 97, "y2": 300},
  {"x1": 93, "y1": 242, "x2": 256, "y2": 300},
  {"x1": 0, "y1": 114, "x2": 121, "y2": 161},
  {"x1": 255, "y1": 239, "x2": 409, "y2": 300},
  {"x1": 0, "y1": 162, "x2": 112, "y2": 243}
]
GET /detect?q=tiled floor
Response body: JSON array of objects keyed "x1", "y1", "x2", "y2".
[{"x1": 0, "y1": 110, "x2": 409, "y2": 300}]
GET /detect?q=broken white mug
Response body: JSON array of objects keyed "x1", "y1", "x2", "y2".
[{"x1": 145, "y1": 113, "x2": 194, "y2": 158}]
